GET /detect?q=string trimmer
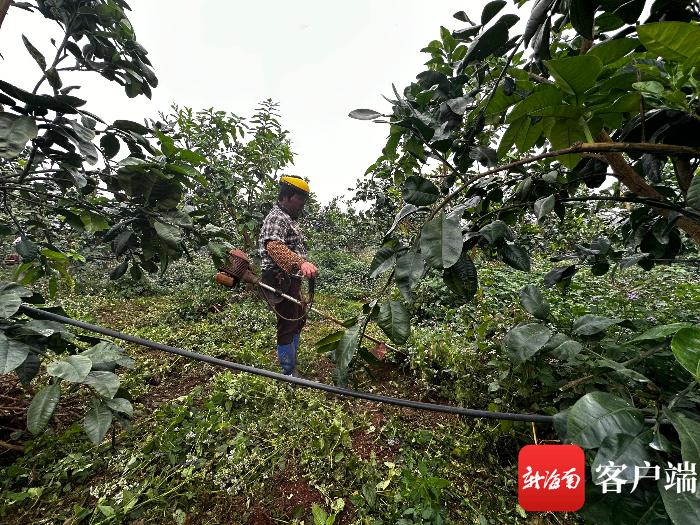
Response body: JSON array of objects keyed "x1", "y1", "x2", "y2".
[{"x1": 214, "y1": 249, "x2": 397, "y2": 354}]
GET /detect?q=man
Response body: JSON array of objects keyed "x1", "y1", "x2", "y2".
[{"x1": 258, "y1": 175, "x2": 319, "y2": 377}]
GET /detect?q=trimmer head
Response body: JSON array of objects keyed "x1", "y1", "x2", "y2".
[{"x1": 214, "y1": 249, "x2": 259, "y2": 287}]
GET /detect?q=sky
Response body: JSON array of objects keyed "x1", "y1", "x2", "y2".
[{"x1": 0, "y1": 0, "x2": 497, "y2": 203}]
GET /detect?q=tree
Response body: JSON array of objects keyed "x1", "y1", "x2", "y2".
[
  {"x1": 0, "y1": 0, "x2": 230, "y2": 443},
  {"x1": 157, "y1": 100, "x2": 294, "y2": 251},
  {"x1": 344, "y1": 1, "x2": 700, "y2": 521}
]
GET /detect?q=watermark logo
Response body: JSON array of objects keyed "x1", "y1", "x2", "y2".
[{"x1": 518, "y1": 444, "x2": 585, "y2": 512}]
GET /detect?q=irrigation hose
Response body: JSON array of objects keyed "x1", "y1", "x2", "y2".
[{"x1": 19, "y1": 304, "x2": 663, "y2": 426}]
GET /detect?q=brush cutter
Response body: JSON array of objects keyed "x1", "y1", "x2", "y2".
[{"x1": 214, "y1": 249, "x2": 397, "y2": 354}]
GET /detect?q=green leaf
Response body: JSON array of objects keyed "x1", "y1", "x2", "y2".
[
  {"x1": 15, "y1": 236, "x2": 39, "y2": 261},
  {"x1": 499, "y1": 243, "x2": 531, "y2": 271},
  {"x1": 334, "y1": 318, "x2": 369, "y2": 387},
  {"x1": 628, "y1": 323, "x2": 693, "y2": 344},
  {"x1": 507, "y1": 85, "x2": 563, "y2": 123},
  {"x1": 112, "y1": 119, "x2": 150, "y2": 135},
  {"x1": 83, "y1": 371, "x2": 120, "y2": 399},
  {"x1": 47, "y1": 355, "x2": 92, "y2": 383},
  {"x1": 15, "y1": 353, "x2": 40, "y2": 385},
  {"x1": 588, "y1": 38, "x2": 640, "y2": 65},
  {"x1": 592, "y1": 430, "x2": 652, "y2": 483},
  {"x1": 82, "y1": 341, "x2": 134, "y2": 370},
  {"x1": 666, "y1": 411, "x2": 700, "y2": 474},
  {"x1": 0, "y1": 333, "x2": 31, "y2": 373},
  {"x1": 395, "y1": 247, "x2": 426, "y2": 302},
  {"x1": 105, "y1": 398, "x2": 133, "y2": 417},
  {"x1": 314, "y1": 330, "x2": 345, "y2": 354},
  {"x1": 638, "y1": 21, "x2": 700, "y2": 66},
  {"x1": 659, "y1": 477, "x2": 700, "y2": 524},
  {"x1": 369, "y1": 247, "x2": 397, "y2": 278},
  {"x1": 687, "y1": 175, "x2": 700, "y2": 211},
  {"x1": 534, "y1": 195, "x2": 556, "y2": 222},
  {"x1": 386, "y1": 204, "x2": 419, "y2": 237},
  {"x1": 0, "y1": 291, "x2": 21, "y2": 318},
  {"x1": 481, "y1": 1, "x2": 506, "y2": 25},
  {"x1": 27, "y1": 383, "x2": 60, "y2": 434},
  {"x1": 479, "y1": 220, "x2": 511, "y2": 244},
  {"x1": 348, "y1": 109, "x2": 383, "y2": 120},
  {"x1": 498, "y1": 117, "x2": 526, "y2": 158},
  {"x1": 573, "y1": 315, "x2": 621, "y2": 336},
  {"x1": 22, "y1": 35, "x2": 47, "y2": 71},
  {"x1": 100, "y1": 133, "x2": 120, "y2": 159},
  {"x1": 401, "y1": 176, "x2": 439, "y2": 206},
  {"x1": 545, "y1": 118, "x2": 587, "y2": 168},
  {"x1": 154, "y1": 220, "x2": 182, "y2": 249},
  {"x1": 545, "y1": 337, "x2": 583, "y2": 361},
  {"x1": 312, "y1": 503, "x2": 328, "y2": 525},
  {"x1": 544, "y1": 55, "x2": 603, "y2": 97},
  {"x1": 504, "y1": 323, "x2": 552, "y2": 365},
  {"x1": 109, "y1": 259, "x2": 128, "y2": 280},
  {"x1": 461, "y1": 19, "x2": 509, "y2": 66},
  {"x1": 80, "y1": 211, "x2": 109, "y2": 233},
  {"x1": 377, "y1": 301, "x2": 410, "y2": 345},
  {"x1": 519, "y1": 285, "x2": 550, "y2": 320},
  {"x1": 569, "y1": 0, "x2": 595, "y2": 39},
  {"x1": 0, "y1": 112, "x2": 38, "y2": 158},
  {"x1": 633, "y1": 81, "x2": 665, "y2": 94},
  {"x1": 443, "y1": 250, "x2": 478, "y2": 302},
  {"x1": 83, "y1": 402, "x2": 113, "y2": 445},
  {"x1": 420, "y1": 211, "x2": 462, "y2": 269},
  {"x1": 671, "y1": 327, "x2": 700, "y2": 380},
  {"x1": 567, "y1": 392, "x2": 645, "y2": 449}
]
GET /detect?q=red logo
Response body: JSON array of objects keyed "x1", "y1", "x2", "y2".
[{"x1": 518, "y1": 444, "x2": 585, "y2": 512}]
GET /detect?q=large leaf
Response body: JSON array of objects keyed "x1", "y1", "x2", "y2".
[
  {"x1": 395, "y1": 247, "x2": 426, "y2": 301},
  {"x1": 15, "y1": 353, "x2": 40, "y2": 385},
  {"x1": 519, "y1": 285, "x2": 550, "y2": 320},
  {"x1": 82, "y1": 341, "x2": 134, "y2": 371},
  {"x1": 0, "y1": 333, "x2": 31, "y2": 373},
  {"x1": 0, "y1": 291, "x2": 22, "y2": 318},
  {"x1": 105, "y1": 398, "x2": 133, "y2": 417},
  {"x1": 481, "y1": 1, "x2": 506, "y2": 25},
  {"x1": 401, "y1": 176, "x2": 439, "y2": 206},
  {"x1": 659, "y1": 477, "x2": 700, "y2": 525},
  {"x1": 461, "y1": 19, "x2": 509, "y2": 66},
  {"x1": 573, "y1": 315, "x2": 621, "y2": 336},
  {"x1": 386, "y1": 204, "x2": 419, "y2": 237},
  {"x1": 671, "y1": 327, "x2": 700, "y2": 380},
  {"x1": 348, "y1": 109, "x2": 383, "y2": 120},
  {"x1": 687, "y1": 175, "x2": 700, "y2": 211},
  {"x1": 523, "y1": 0, "x2": 556, "y2": 46},
  {"x1": 567, "y1": 392, "x2": 645, "y2": 449},
  {"x1": 369, "y1": 246, "x2": 397, "y2": 278},
  {"x1": 443, "y1": 250, "x2": 478, "y2": 302},
  {"x1": 153, "y1": 220, "x2": 182, "y2": 249},
  {"x1": 569, "y1": 0, "x2": 596, "y2": 39},
  {"x1": 83, "y1": 371, "x2": 120, "y2": 399},
  {"x1": 592, "y1": 430, "x2": 652, "y2": 483},
  {"x1": 377, "y1": 301, "x2": 411, "y2": 345},
  {"x1": 637, "y1": 21, "x2": 700, "y2": 66},
  {"x1": 504, "y1": 323, "x2": 552, "y2": 365},
  {"x1": 333, "y1": 318, "x2": 369, "y2": 387},
  {"x1": 588, "y1": 38, "x2": 640, "y2": 65},
  {"x1": 628, "y1": 323, "x2": 693, "y2": 344},
  {"x1": 499, "y1": 243, "x2": 531, "y2": 271},
  {"x1": 27, "y1": 383, "x2": 61, "y2": 434},
  {"x1": 479, "y1": 220, "x2": 511, "y2": 244},
  {"x1": 666, "y1": 411, "x2": 700, "y2": 475},
  {"x1": 47, "y1": 355, "x2": 92, "y2": 383},
  {"x1": 83, "y1": 402, "x2": 113, "y2": 445},
  {"x1": 507, "y1": 85, "x2": 563, "y2": 123},
  {"x1": 545, "y1": 118, "x2": 587, "y2": 168},
  {"x1": 420, "y1": 211, "x2": 462, "y2": 269},
  {"x1": 534, "y1": 195, "x2": 556, "y2": 222},
  {"x1": 314, "y1": 330, "x2": 345, "y2": 354},
  {"x1": 0, "y1": 112, "x2": 38, "y2": 158}
]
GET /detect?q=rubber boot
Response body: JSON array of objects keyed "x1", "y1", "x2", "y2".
[{"x1": 276, "y1": 341, "x2": 296, "y2": 376}]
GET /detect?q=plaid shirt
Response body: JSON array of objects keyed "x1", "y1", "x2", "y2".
[{"x1": 259, "y1": 204, "x2": 307, "y2": 270}]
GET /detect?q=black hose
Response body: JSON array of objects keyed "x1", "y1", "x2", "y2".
[{"x1": 19, "y1": 304, "x2": 662, "y2": 426}]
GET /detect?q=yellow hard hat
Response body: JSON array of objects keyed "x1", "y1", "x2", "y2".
[{"x1": 280, "y1": 175, "x2": 309, "y2": 193}]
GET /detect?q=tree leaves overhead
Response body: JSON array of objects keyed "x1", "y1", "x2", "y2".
[
  {"x1": 523, "y1": 0, "x2": 556, "y2": 47},
  {"x1": 369, "y1": 245, "x2": 398, "y2": 278},
  {"x1": 460, "y1": 19, "x2": 510, "y2": 68},
  {"x1": 499, "y1": 242, "x2": 531, "y2": 271},
  {"x1": 348, "y1": 109, "x2": 383, "y2": 120},
  {"x1": 544, "y1": 55, "x2": 603, "y2": 97},
  {"x1": 0, "y1": 112, "x2": 38, "y2": 158},
  {"x1": 569, "y1": 0, "x2": 596, "y2": 39},
  {"x1": 481, "y1": 1, "x2": 507, "y2": 25},
  {"x1": 637, "y1": 21, "x2": 700, "y2": 66}
]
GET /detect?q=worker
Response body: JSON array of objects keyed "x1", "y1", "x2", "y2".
[{"x1": 258, "y1": 175, "x2": 319, "y2": 377}]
